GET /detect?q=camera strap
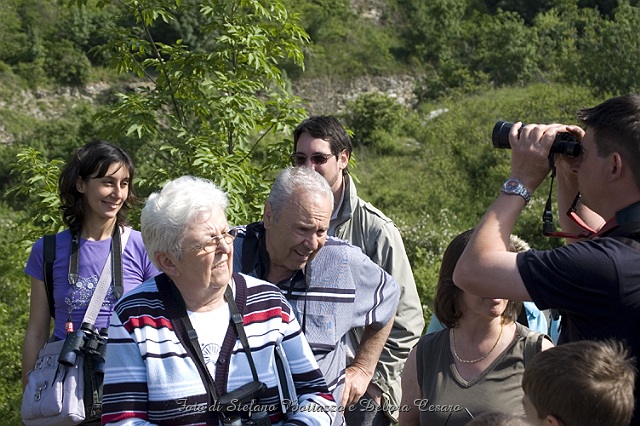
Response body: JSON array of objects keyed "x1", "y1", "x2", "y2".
[
  {"x1": 225, "y1": 284, "x2": 261, "y2": 382},
  {"x1": 68, "y1": 226, "x2": 130, "y2": 328},
  {"x1": 542, "y1": 165, "x2": 598, "y2": 239},
  {"x1": 43, "y1": 234, "x2": 57, "y2": 318}
]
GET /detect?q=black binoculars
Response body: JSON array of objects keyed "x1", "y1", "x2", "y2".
[
  {"x1": 218, "y1": 381, "x2": 271, "y2": 426},
  {"x1": 221, "y1": 411, "x2": 270, "y2": 426},
  {"x1": 492, "y1": 120, "x2": 582, "y2": 157},
  {"x1": 58, "y1": 322, "x2": 108, "y2": 372}
]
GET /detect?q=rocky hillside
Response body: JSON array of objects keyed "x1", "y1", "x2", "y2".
[
  {"x1": 0, "y1": 74, "x2": 418, "y2": 144},
  {"x1": 294, "y1": 74, "x2": 418, "y2": 115}
]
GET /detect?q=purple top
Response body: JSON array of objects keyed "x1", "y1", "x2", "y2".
[{"x1": 25, "y1": 228, "x2": 160, "y2": 339}]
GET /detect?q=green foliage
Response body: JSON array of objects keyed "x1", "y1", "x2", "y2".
[
  {"x1": 340, "y1": 93, "x2": 412, "y2": 154},
  {"x1": 0, "y1": 109, "x2": 35, "y2": 144},
  {"x1": 82, "y1": 0, "x2": 310, "y2": 224},
  {"x1": 63, "y1": 4, "x2": 121, "y2": 66},
  {"x1": 283, "y1": 0, "x2": 405, "y2": 79},
  {"x1": 44, "y1": 40, "x2": 92, "y2": 86},
  {"x1": 1, "y1": 0, "x2": 638, "y2": 98},
  {"x1": 396, "y1": 0, "x2": 487, "y2": 100},
  {"x1": 416, "y1": 61, "x2": 491, "y2": 102},
  {"x1": 465, "y1": 10, "x2": 538, "y2": 85},
  {"x1": 0, "y1": 100, "x2": 99, "y2": 209},
  {"x1": 0, "y1": 108, "x2": 81, "y2": 420},
  {"x1": 396, "y1": 0, "x2": 468, "y2": 64},
  {"x1": 570, "y1": 2, "x2": 640, "y2": 96},
  {"x1": 0, "y1": 0, "x2": 122, "y2": 87},
  {"x1": 9, "y1": 147, "x2": 65, "y2": 244},
  {"x1": 12, "y1": 60, "x2": 48, "y2": 88},
  {"x1": 0, "y1": 0, "x2": 66, "y2": 87},
  {"x1": 397, "y1": 210, "x2": 461, "y2": 320},
  {"x1": 487, "y1": 0, "x2": 561, "y2": 24},
  {"x1": 532, "y1": 2, "x2": 582, "y2": 80},
  {"x1": 0, "y1": 205, "x2": 30, "y2": 425},
  {"x1": 398, "y1": 0, "x2": 640, "y2": 101},
  {"x1": 413, "y1": 8, "x2": 540, "y2": 100},
  {"x1": 0, "y1": 0, "x2": 36, "y2": 65}
]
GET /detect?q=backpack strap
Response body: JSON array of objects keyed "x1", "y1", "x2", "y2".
[{"x1": 43, "y1": 234, "x2": 56, "y2": 319}]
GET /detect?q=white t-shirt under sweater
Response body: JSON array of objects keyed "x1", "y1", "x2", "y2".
[{"x1": 188, "y1": 305, "x2": 230, "y2": 378}]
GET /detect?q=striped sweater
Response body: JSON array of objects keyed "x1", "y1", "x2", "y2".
[{"x1": 102, "y1": 273, "x2": 336, "y2": 425}]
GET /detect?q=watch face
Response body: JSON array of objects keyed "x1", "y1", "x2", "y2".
[
  {"x1": 504, "y1": 180, "x2": 519, "y2": 191},
  {"x1": 502, "y1": 178, "x2": 530, "y2": 203}
]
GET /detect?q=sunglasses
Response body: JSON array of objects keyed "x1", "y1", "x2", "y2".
[{"x1": 289, "y1": 153, "x2": 334, "y2": 166}]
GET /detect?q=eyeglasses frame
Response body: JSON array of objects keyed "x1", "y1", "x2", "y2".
[{"x1": 191, "y1": 228, "x2": 239, "y2": 253}]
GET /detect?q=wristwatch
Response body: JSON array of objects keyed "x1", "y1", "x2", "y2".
[{"x1": 501, "y1": 178, "x2": 531, "y2": 204}]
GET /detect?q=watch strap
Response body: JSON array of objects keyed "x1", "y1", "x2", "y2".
[{"x1": 501, "y1": 178, "x2": 531, "y2": 204}]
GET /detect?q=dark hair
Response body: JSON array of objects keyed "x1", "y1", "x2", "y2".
[
  {"x1": 434, "y1": 229, "x2": 522, "y2": 328},
  {"x1": 293, "y1": 115, "x2": 353, "y2": 175},
  {"x1": 577, "y1": 93, "x2": 640, "y2": 188},
  {"x1": 522, "y1": 339, "x2": 636, "y2": 426},
  {"x1": 58, "y1": 140, "x2": 136, "y2": 235},
  {"x1": 466, "y1": 412, "x2": 528, "y2": 426}
]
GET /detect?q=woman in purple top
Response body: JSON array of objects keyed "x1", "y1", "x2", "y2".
[{"x1": 22, "y1": 141, "x2": 159, "y2": 395}]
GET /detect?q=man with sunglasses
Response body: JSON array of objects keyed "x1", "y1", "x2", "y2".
[
  {"x1": 453, "y1": 94, "x2": 640, "y2": 426},
  {"x1": 292, "y1": 116, "x2": 424, "y2": 426}
]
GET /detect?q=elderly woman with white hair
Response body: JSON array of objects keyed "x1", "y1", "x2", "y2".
[{"x1": 101, "y1": 176, "x2": 336, "y2": 425}]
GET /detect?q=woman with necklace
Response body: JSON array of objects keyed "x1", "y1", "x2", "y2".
[
  {"x1": 22, "y1": 140, "x2": 159, "y2": 423},
  {"x1": 399, "y1": 229, "x2": 553, "y2": 426}
]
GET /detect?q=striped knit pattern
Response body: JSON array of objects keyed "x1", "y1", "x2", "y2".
[{"x1": 102, "y1": 273, "x2": 336, "y2": 425}]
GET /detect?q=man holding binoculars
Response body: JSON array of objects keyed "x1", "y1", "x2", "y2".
[{"x1": 453, "y1": 94, "x2": 640, "y2": 426}]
